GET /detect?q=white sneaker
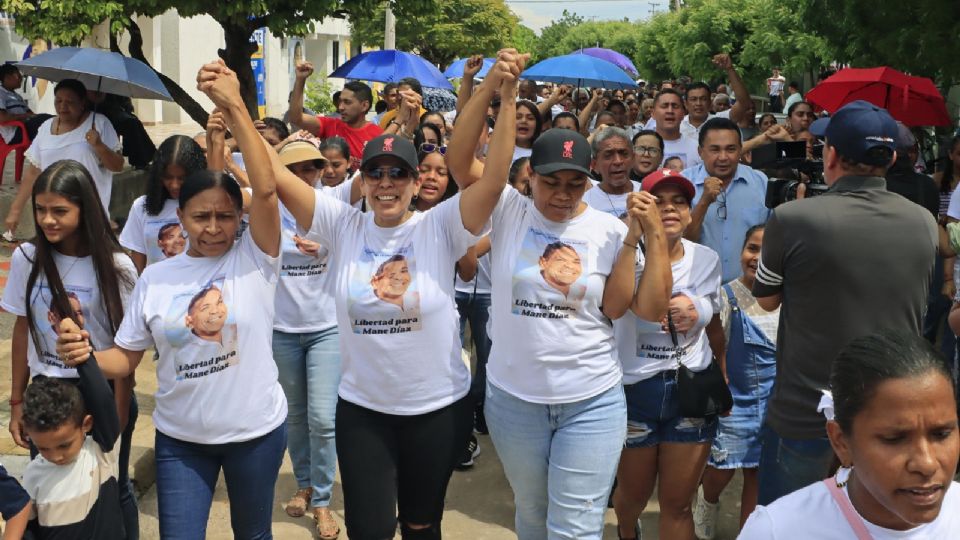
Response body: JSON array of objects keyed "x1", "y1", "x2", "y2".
[{"x1": 693, "y1": 486, "x2": 719, "y2": 540}]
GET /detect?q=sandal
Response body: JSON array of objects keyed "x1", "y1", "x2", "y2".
[
  {"x1": 314, "y1": 507, "x2": 341, "y2": 540},
  {"x1": 284, "y1": 487, "x2": 312, "y2": 518}
]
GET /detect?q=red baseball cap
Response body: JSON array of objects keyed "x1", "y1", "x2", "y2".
[{"x1": 641, "y1": 168, "x2": 695, "y2": 202}]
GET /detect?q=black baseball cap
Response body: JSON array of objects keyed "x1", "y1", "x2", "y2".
[
  {"x1": 530, "y1": 129, "x2": 592, "y2": 176},
  {"x1": 360, "y1": 134, "x2": 418, "y2": 172}
]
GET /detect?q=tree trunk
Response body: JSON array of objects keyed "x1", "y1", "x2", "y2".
[
  {"x1": 219, "y1": 22, "x2": 261, "y2": 120},
  {"x1": 126, "y1": 19, "x2": 210, "y2": 128}
]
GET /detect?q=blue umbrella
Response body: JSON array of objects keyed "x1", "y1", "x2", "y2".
[
  {"x1": 16, "y1": 46, "x2": 172, "y2": 101},
  {"x1": 520, "y1": 54, "x2": 637, "y2": 90},
  {"x1": 330, "y1": 50, "x2": 453, "y2": 90},
  {"x1": 572, "y1": 47, "x2": 639, "y2": 76},
  {"x1": 443, "y1": 57, "x2": 495, "y2": 79}
]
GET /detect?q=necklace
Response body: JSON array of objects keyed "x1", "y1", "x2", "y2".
[{"x1": 599, "y1": 183, "x2": 631, "y2": 218}]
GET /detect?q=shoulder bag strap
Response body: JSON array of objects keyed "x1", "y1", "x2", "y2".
[{"x1": 821, "y1": 479, "x2": 874, "y2": 540}]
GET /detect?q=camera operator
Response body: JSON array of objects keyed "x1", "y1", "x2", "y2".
[{"x1": 752, "y1": 100, "x2": 938, "y2": 505}]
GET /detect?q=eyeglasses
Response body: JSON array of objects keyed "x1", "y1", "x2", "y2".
[
  {"x1": 363, "y1": 167, "x2": 414, "y2": 183},
  {"x1": 419, "y1": 143, "x2": 447, "y2": 155},
  {"x1": 634, "y1": 146, "x2": 663, "y2": 157},
  {"x1": 716, "y1": 189, "x2": 727, "y2": 220}
]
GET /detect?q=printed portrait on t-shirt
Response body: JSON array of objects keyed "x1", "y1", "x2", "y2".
[
  {"x1": 347, "y1": 244, "x2": 422, "y2": 335},
  {"x1": 162, "y1": 277, "x2": 239, "y2": 381},
  {"x1": 33, "y1": 285, "x2": 93, "y2": 369},
  {"x1": 636, "y1": 289, "x2": 702, "y2": 358},
  {"x1": 142, "y1": 218, "x2": 186, "y2": 264},
  {"x1": 157, "y1": 222, "x2": 186, "y2": 258},
  {"x1": 280, "y1": 212, "x2": 329, "y2": 278},
  {"x1": 512, "y1": 228, "x2": 589, "y2": 319}
]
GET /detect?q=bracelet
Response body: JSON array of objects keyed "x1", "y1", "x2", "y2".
[
  {"x1": 623, "y1": 241, "x2": 638, "y2": 249},
  {"x1": 9, "y1": 398, "x2": 23, "y2": 407},
  {"x1": 388, "y1": 120, "x2": 400, "y2": 126}
]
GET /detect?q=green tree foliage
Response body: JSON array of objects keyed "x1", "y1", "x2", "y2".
[
  {"x1": 508, "y1": 24, "x2": 538, "y2": 57},
  {"x1": 531, "y1": 10, "x2": 584, "y2": 61},
  {"x1": 1, "y1": 0, "x2": 436, "y2": 122},
  {"x1": 797, "y1": 0, "x2": 960, "y2": 88},
  {"x1": 351, "y1": 0, "x2": 518, "y2": 69}
]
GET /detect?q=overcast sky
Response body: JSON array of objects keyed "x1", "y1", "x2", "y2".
[{"x1": 505, "y1": 0, "x2": 668, "y2": 32}]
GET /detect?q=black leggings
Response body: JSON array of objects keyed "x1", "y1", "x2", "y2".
[{"x1": 336, "y1": 395, "x2": 474, "y2": 540}]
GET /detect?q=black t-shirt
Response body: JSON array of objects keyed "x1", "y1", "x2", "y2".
[
  {"x1": 885, "y1": 160, "x2": 940, "y2": 219},
  {"x1": 753, "y1": 176, "x2": 938, "y2": 438}
]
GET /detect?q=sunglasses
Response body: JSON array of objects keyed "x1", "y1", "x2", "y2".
[
  {"x1": 419, "y1": 143, "x2": 447, "y2": 155},
  {"x1": 363, "y1": 167, "x2": 413, "y2": 183}
]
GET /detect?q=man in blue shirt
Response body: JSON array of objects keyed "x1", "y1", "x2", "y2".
[{"x1": 685, "y1": 117, "x2": 770, "y2": 283}]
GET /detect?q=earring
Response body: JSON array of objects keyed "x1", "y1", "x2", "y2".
[
  {"x1": 835, "y1": 464, "x2": 853, "y2": 488},
  {"x1": 181, "y1": 229, "x2": 188, "y2": 239}
]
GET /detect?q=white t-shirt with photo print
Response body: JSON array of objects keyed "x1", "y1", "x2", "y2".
[
  {"x1": 114, "y1": 231, "x2": 286, "y2": 445},
  {"x1": 0, "y1": 244, "x2": 136, "y2": 379},
  {"x1": 273, "y1": 182, "x2": 353, "y2": 333},
  {"x1": 301, "y1": 191, "x2": 479, "y2": 415},
  {"x1": 662, "y1": 134, "x2": 702, "y2": 169},
  {"x1": 119, "y1": 196, "x2": 185, "y2": 267},
  {"x1": 615, "y1": 238, "x2": 722, "y2": 384},
  {"x1": 487, "y1": 187, "x2": 628, "y2": 404}
]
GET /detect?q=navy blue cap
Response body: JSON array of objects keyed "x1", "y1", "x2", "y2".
[{"x1": 809, "y1": 100, "x2": 897, "y2": 166}]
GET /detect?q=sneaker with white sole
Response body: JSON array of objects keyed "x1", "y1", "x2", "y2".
[
  {"x1": 693, "y1": 486, "x2": 719, "y2": 540},
  {"x1": 455, "y1": 434, "x2": 481, "y2": 470}
]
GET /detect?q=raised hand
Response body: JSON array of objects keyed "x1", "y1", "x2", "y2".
[
  {"x1": 464, "y1": 55, "x2": 484, "y2": 78},
  {"x1": 197, "y1": 59, "x2": 243, "y2": 110},
  {"x1": 295, "y1": 61, "x2": 314, "y2": 81},
  {"x1": 712, "y1": 53, "x2": 733, "y2": 71}
]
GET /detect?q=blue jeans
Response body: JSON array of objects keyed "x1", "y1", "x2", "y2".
[
  {"x1": 455, "y1": 291, "x2": 492, "y2": 402},
  {"x1": 155, "y1": 424, "x2": 287, "y2": 540},
  {"x1": 485, "y1": 382, "x2": 626, "y2": 540},
  {"x1": 272, "y1": 327, "x2": 341, "y2": 507},
  {"x1": 756, "y1": 423, "x2": 835, "y2": 505}
]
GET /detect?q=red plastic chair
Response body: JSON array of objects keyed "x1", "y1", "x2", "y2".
[{"x1": 0, "y1": 120, "x2": 30, "y2": 184}]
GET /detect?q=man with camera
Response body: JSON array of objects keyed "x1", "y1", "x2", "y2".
[
  {"x1": 752, "y1": 100, "x2": 938, "y2": 505},
  {"x1": 685, "y1": 117, "x2": 771, "y2": 283}
]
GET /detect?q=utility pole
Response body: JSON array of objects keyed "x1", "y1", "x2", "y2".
[
  {"x1": 384, "y1": 2, "x2": 396, "y2": 50},
  {"x1": 648, "y1": 2, "x2": 660, "y2": 16}
]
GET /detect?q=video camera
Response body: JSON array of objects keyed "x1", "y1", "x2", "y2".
[{"x1": 753, "y1": 140, "x2": 828, "y2": 209}]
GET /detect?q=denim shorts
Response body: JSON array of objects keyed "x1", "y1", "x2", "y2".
[
  {"x1": 624, "y1": 371, "x2": 718, "y2": 448},
  {"x1": 709, "y1": 412, "x2": 763, "y2": 469}
]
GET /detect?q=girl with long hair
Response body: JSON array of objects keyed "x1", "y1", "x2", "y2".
[
  {"x1": 2, "y1": 159, "x2": 139, "y2": 538},
  {"x1": 120, "y1": 135, "x2": 207, "y2": 272}
]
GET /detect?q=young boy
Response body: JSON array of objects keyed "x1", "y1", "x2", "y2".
[
  {"x1": 20, "y1": 344, "x2": 123, "y2": 539},
  {"x1": 1, "y1": 464, "x2": 31, "y2": 540}
]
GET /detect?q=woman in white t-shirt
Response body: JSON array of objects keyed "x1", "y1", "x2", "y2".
[
  {"x1": 739, "y1": 331, "x2": 960, "y2": 539},
  {"x1": 57, "y1": 61, "x2": 287, "y2": 539},
  {"x1": 272, "y1": 140, "x2": 348, "y2": 538},
  {"x1": 120, "y1": 135, "x2": 206, "y2": 272},
  {"x1": 1, "y1": 159, "x2": 139, "y2": 539},
  {"x1": 270, "y1": 51, "x2": 523, "y2": 540},
  {"x1": 612, "y1": 169, "x2": 725, "y2": 540},
  {"x1": 5, "y1": 79, "x2": 123, "y2": 234}
]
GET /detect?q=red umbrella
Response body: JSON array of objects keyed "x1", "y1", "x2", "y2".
[{"x1": 806, "y1": 67, "x2": 951, "y2": 127}]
